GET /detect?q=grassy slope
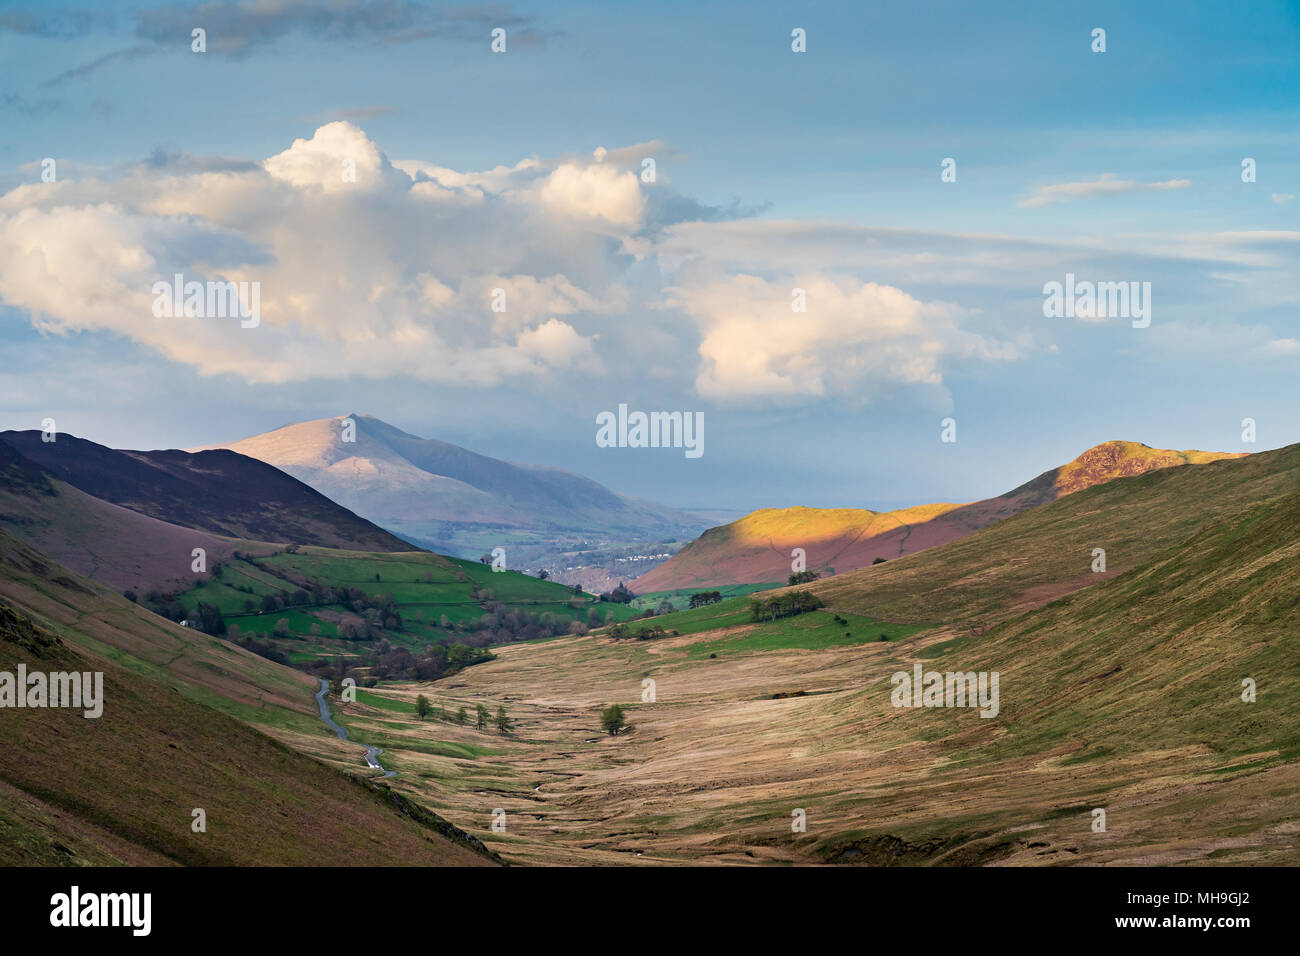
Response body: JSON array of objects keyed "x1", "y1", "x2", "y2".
[
  {"x1": 807, "y1": 442, "x2": 1300, "y2": 627},
  {"x1": 179, "y1": 546, "x2": 643, "y2": 659},
  {"x1": 0, "y1": 531, "x2": 500, "y2": 865},
  {"x1": 0, "y1": 598, "x2": 495, "y2": 866}
]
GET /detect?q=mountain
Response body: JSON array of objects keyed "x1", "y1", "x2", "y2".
[
  {"x1": 633, "y1": 441, "x2": 1246, "y2": 591},
  {"x1": 0, "y1": 530, "x2": 498, "y2": 866},
  {"x1": 195, "y1": 415, "x2": 707, "y2": 583},
  {"x1": 1, "y1": 430, "x2": 410, "y2": 553}
]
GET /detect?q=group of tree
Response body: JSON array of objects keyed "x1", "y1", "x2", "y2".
[
  {"x1": 598, "y1": 583, "x2": 635, "y2": 604},
  {"x1": 450, "y1": 603, "x2": 586, "y2": 647},
  {"x1": 306, "y1": 639, "x2": 493, "y2": 687},
  {"x1": 749, "y1": 590, "x2": 824, "y2": 622},
  {"x1": 787, "y1": 570, "x2": 820, "y2": 585},
  {"x1": 688, "y1": 590, "x2": 723, "y2": 608},
  {"x1": 416, "y1": 695, "x2": 512, "y2": 734},
  {"x1": 606, "y1": 622, "x2": 677, "y2": 641}
]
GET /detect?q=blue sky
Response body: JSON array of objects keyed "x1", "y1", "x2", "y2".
[{"x1": 1, "y1": 0, "x2": 1298, "y2": 511}]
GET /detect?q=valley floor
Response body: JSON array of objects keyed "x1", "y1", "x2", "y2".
[{"x1": 283, "y1": 624, "x2": 1300, "y2": 866}]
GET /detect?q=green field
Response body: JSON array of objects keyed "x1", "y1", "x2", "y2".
[
  {"x1": 629, "y1": 582, "x2": 780, "y2": 613},
  {"x1": 610, "y1": 593, "x2": 925, "y2": 657},
  {"x1": 176, "y1": 545, "x2": 644, "y2": 662}
]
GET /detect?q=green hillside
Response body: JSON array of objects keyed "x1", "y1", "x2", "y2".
[
  {"x1": 174, "y1": 546, "x2": 644, "y2": 666},
  {"x1": 807, "y1": 442, "x2": 1300, "y2": 628},
  {"x1": 0, "y1": 537, "x2": 499, "y2": 866}
]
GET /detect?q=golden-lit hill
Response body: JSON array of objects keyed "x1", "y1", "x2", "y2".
[{"x1": 634, "y1": 441, "x2": 1245, "y2": 591}]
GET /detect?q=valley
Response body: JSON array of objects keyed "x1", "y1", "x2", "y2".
[{"x1": 1, "y1": 425, "x2": 1295, "y2": 867}]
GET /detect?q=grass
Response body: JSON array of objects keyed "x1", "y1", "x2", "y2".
[
  {"x1": 629, "y1": 582, "x2": 780, "y2": 612},
  {"x1": 176, "y1": 545, "x2": 645, "y2": 663},
  {"x1": 681, "y1": 610, "x2": 924, "y2": 659},
  {"x1": 0, "y1": 592, "x2": 496, "y2": 866}
]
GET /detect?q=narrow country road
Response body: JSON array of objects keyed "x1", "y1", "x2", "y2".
[{"x1": 315, "y1": 678, "x2": 396, "y2": 778}]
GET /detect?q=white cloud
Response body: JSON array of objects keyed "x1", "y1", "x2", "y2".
[
  {"x1": 664, "y1": 274, "x2": 1019, "y2": 402},
  {"x1": 1271, "y1": 193, "x2": 1294, "y2": 204},
  {"x1": 534, "y1": 161, "x2": 646, "y2": 226},
  {"x1": 1019, "y1": 174, "x2": 1191, "y2": 209},
  {"x1": 0, "y1": 123, "x2": 635, "y2": 387},
  {"x1": 22, "y1": 126, "x2": 1278, "y2": 407}
]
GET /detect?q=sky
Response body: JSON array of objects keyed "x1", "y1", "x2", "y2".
[{"x1": 1, "y1": 0, "x2": 1298, "y2": 512}]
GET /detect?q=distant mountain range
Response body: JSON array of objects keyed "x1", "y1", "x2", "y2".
[
  {"x1": 195, "y1": 414, "x2": 708, "y2": 584},
  {"x1": 633, "y1": 441, "x2": 1246, "y2": 591}
]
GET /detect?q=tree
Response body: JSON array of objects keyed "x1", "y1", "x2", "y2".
[
  {"x1": 537, "y1": 569, "x2": 549, "y2": 581},
  {"x1": 475, "y1": 703, "x2": 490, "y2": 730},
  {"x1": 749, "y1": 590, "x2": 824, "y2": 622},
  {"x1": 455, "y1": 706, "x2": 468, "y2": 725},
  {"x1": 416, "y1": 694, "x2": 431, "y2": 719},
  {"x1": 495, "y1": 705, "x2": 513, "y2": 735},
  {"x1": 788, "y1": 570, "x2": 820, "y2": 585},
  {"x1": 196, "y1": 602, "x2": 226, "y2": 635},
  {"x1": 872, "y1": 556, "x2": 887, "y2": 565},
  {"x1": 272, "y1": 617, "x2": 291, "y2": 638},
  {"x1": 599, "y1": 703, "x2": 626, "y2": 736}
]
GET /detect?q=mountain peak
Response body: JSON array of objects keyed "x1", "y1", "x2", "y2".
[{"x1": 1049, "y1": 440, "x2": 1245, "y2": 499}]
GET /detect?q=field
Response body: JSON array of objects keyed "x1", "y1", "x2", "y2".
[
  {"x1": 174, "y1": 546, "x2": 645, "y2": 661},
  {"x1": 628, "y1": 582, "x2": 779, "y2": 613}
]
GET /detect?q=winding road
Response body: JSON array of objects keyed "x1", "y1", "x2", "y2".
[{"x1": 315, "y1": 678, "x2": 396, "y2": 778}]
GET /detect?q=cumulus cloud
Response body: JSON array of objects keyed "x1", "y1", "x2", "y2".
[
  {"x1": 0, "y1": 122, "x2": 1035, "y2": 403},
  {"x1": 664, "y1": 274, "x2": 1019, "y2": 402},
  {"x1": 1019, "y1": 174, "x2": 1191, "y2": 209},
  {"x1": 0, "y1": 123, "x2": 632, "y2": 386}
]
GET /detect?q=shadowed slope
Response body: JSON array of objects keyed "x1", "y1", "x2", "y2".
[
  {"x1": 0, "y1": 532, "x2": 499, "y2": 866},
  {"x1": 2, "y1": 431, "x2": 410, "y2": 552}
]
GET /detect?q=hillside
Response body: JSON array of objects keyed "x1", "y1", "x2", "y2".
[
  {"x1": 340, "y1": 443, "x2": 1300, "y2": 865},
  {"x1": 0, "y1": 438, "x2": 260, "y2": 594},
  {"x1": 2, "y1": 430, "x2": 410, "y2": 552},
  {"x1": 171, "y1": 544, "x2": 644, "y2": 668},
  {"x1": 806, "y1": 440, "x2": 1299, "y2": 628},
  {"x1": 0, "y1": 532, "x2": 499, "y2": 866},
  {"x1": 634, "y1": 441, "x2": 1246, "y2": 591}
]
